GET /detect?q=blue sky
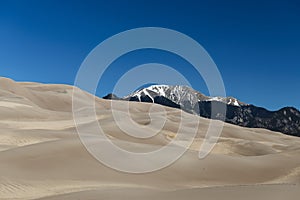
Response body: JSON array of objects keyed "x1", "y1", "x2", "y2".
[{"x1": 0, "y1": 0, "x2": 299, "y2": 110}]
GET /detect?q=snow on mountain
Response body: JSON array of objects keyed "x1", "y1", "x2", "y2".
[{"x1": 125, "y1": 84, "x2": 247, "y2": 107}]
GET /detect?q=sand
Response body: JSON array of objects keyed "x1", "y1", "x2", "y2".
[{"x1": 0, "y1": 77, "x2": 300, "y2": 200}]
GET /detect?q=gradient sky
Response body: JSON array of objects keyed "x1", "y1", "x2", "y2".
[{"x1": 0, "y1": 0, "x2": 299, "y2": 110}]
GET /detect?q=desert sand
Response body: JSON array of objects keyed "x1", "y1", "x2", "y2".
[{"x1": 0, "y1": 77, "x2": 300, "y2": 200}]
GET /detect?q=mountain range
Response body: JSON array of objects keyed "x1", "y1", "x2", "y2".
[{"x1": 103, "y1": 85, "x2": 300, "y2": 137}]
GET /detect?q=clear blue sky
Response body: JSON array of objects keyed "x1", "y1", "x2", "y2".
[{"x1": 0, "y1": 0, "x2": 299, "y2": 110}]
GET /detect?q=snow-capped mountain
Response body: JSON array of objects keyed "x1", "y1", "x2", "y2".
[
  {"x1": 124, "y1": 85, "x2": 247, "y2": 107},
  {"x1": 103, "y1": 84, "x2": 300, "y2": 137}
]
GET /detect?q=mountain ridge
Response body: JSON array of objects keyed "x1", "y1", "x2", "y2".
[{"x1": 103, "y1": 84, "x2": 300, "y2": 137}]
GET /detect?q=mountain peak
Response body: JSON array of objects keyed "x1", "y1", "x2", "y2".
[{"x1": 124, "y1": 84, "x2": 245, "y2": 107}]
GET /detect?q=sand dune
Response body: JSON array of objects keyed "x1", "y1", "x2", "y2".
[{"x1": 0, "y1": 77, "x2": 300, "y2": 199}]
